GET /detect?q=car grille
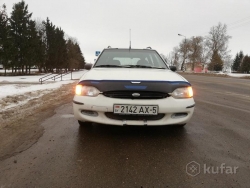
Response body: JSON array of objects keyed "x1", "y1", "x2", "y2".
[
  {"x1": 105, "y1": 112, "x2": 165, "y2": 121},
  {"x1": 103, "y1": 91, "x2": 169, "y2": 99}
]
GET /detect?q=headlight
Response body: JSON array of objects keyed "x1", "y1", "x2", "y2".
[
  {"x1": 75, "y1": 85, "x2": 100, "y2": 97},
  {"x1": 171, "y1": 87, "x2": 193, "y2": 99}
]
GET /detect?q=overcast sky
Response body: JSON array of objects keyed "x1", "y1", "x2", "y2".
[{"x1": 2, "y1": 0, "x2": 250, "y2": 63}]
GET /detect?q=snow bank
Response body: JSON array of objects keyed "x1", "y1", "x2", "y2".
[
  {"x1": 0, "y1": 70, "x2": 86, "y2": 111},
  {"x1": 0, "y1": 70, "x2": 86, "y2": 83},
  {"x1": 227, "y1": 73, "x2": 250, "y2": 78}
]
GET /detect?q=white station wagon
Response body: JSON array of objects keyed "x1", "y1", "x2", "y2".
[{"x1": 73, "y1": 48, "x2": 195, "y2": 127}]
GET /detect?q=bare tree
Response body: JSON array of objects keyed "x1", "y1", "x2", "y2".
[
  {"x1": 188, "y1": 36, "x2": 203, "y2": 70},
  {"x1": 206, "y1": 22, "x2": 231, "y2": 59},
  {"x1": 172, "y1": 47, "x2": 180, "y2": 68},
  {"x1": 173, "y1": 23, "x2": 231, "y2": 72},
  {"x1": 199, "y1": 37, "x2": 210, "y2": 68},
  {"x1": 161, "y1": 53, "x2": 173, "y2": 65},
  {"x1": 223, "y1": 54, "x2": 233, "y2": 72},
  {"x1": 179, "y1": 38, "x2": 191, "y2": 71}
]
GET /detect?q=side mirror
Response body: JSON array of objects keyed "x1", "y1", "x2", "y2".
[
  {"x1": 169, "y1": 66, "x2": 176, "y2": 72},
  {"x1": 84, "y1": 63, "x2": 93, "y2": 70}
]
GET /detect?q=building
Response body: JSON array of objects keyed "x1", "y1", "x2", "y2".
[{"x1": 185, "y1": 62, "x2": 208, "y2": 73}]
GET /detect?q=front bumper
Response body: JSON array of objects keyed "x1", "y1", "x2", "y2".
[{"x1": 73, "y1": 95, "x2": 195, "y2": 126}]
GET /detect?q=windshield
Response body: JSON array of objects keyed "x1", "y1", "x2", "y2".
[{"x1": 94, "y1": 49, "x2": 168, "y2": 69}]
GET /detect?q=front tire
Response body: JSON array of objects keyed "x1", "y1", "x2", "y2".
[
  {"x1": 175, "y1": 124, "x2": 186, "y2": 127},
  {"x1": 78, "y1": 120, "x2": 92, "y2": 126}
]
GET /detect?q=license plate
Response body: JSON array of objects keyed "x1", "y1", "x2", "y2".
[{"x1": 113, "y1": 105, "x2": 158, "y2": 115}]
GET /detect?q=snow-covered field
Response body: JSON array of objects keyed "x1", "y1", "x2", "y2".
[
  {"x1": 183, "y1": 71, "x2": 250, "y2": 78},
  {"x1": 0, "y1": 70, "x2": 86, "y2": 111},
  {"x1": 227, "y1": 73, "x2": 250, "y2": 78}
]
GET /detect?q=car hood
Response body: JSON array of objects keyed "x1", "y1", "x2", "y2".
[
  {"x1": 78, "y1": 68, "x2": 191, "y2": 93},
  {"x1": 80, "y1": 68, "x2": 187, "y2": 82}
]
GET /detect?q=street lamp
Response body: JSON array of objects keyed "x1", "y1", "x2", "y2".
[
  {"x1": 178, "y1": 33, "x2": 186, "y2": 38},
  {"x1": 178, "y1": 33, "x2": 187, "y2": 71}
]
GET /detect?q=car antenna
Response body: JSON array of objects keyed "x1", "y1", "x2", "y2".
[{"x1": 129, "y1": 29, "x2": 131, "y2": 50}]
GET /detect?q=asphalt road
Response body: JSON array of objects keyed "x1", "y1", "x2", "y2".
[{"x1": 0, "y1": 75, "x2": 250, "y2": 188}]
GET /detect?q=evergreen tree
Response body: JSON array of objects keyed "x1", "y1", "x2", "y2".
[
  {"x1": 66, "y1": 39, "x2": 76, "y2": 70},
  {"x1": 0, "y1": 4, "x2": 11, "y2": 75},
  {"x1": 66, "y1": 39, "x2": 85, "y2": 70},
  {"x1": 208, "y1": 50, "x2": 224, "y2": 71},
  {"x1": 238, "y1": 51, "x2": 244, "y2": 71},
  {"x1": 26, "y1": 19, "x2": 43, "y2": 74},
  {"x1": 232, "y1": 53, "x2": 240, "y2": 72},
  {"x1": 9, "y1": 0, "x2": 32, "y2": 74},
  {"x1": 34, "y1": 20, "x2": 46, "y2": 73},
  {"x1": 232, "y1": 51, "x2": 244, "y2": 72},
  {"x1": 54, "y1": 27, "x2": 67, "y2": 71},
  {"x1": 43, "y1": 18, "x2": 56, "y2": 72},
  {"x1": 240, "y1": 55, "x2": 250, "y2": 73},
  {"x1": 75, "y1": 43, "x2": 85, "y2": 69},
  {"x1": 1, "y1": 2, "x2": 85, "y2": 74},
  {"x1": 43, "y1": 18, "x2": 67, "y2": 72}
]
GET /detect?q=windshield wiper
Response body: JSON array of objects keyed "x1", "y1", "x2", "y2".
[
  {"x1": 150, "y1": 66, "x2": 166, "y2": 69},
  {"x1": 95, "y1": 65, "x2": 122, "y2": 68},
  {"x1": 95, "y1": 64, "x2": 166, "y2": 69},
  {"x1": 120, "y1": 65, "x2": 166, "y2": 69}
]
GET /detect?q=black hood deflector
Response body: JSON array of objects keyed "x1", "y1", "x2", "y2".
[{"x1": 78, "y1": 80, "x2": 191, "y2": 93}]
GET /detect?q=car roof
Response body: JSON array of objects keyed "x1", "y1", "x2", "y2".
[{"x1": 103, "y1": 47, "x2": 155, "y2": 51}]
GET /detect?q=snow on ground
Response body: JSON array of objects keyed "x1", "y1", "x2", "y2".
[
  {"x1": 1, "y1": 81, "x2": 72, "y2": 99},
  {"x1": 227, "y1": 73, "x2": 250, "y2": 78},
  {"x1": 0, "y1": 69, "x2": 13, "y2": 73},
  {"x1": 215, "y1": 72, "x2": 250, "y2": 78},
  {"x1": 0, "y1": 70, "x2": 86, "y2": 83},
  {"x1": 184, "y1": 71, "x2": 250, "y2": 78},
  {"x1": 0, "y1": 70, "x2": 86, "y2": 111}
]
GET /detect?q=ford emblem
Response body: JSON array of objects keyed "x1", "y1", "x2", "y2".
[{"x1": 132, "y1": 93, "x2": 140, "y2": 97}]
